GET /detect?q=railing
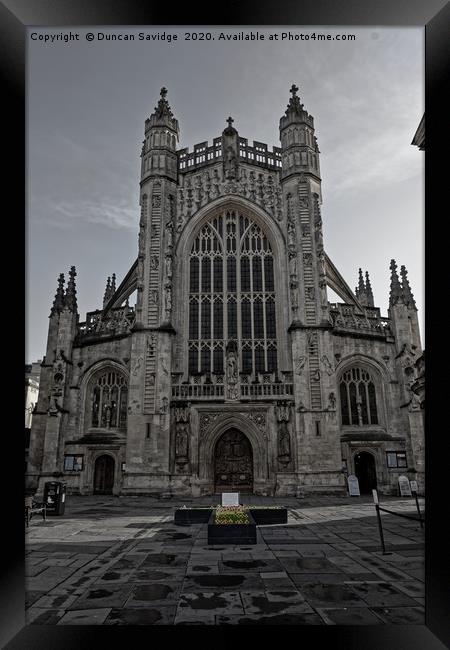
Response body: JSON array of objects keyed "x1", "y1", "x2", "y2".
[
  {"x1": 77, "y1": 306, "x2": 135, "y2": 341},
  {"x1": 171, "y1": 372, "x2": 293, "y2": 400},
  {"x1": 329, "y1": 303, "x2": 391, "y2": 337}
]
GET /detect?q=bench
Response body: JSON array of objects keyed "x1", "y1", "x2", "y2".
[{"x1": 25, "y1": 496, "x2": 46, "y2": 527}]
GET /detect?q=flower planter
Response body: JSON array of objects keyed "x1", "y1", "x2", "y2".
[
  {"x1": 174, "y1": 507, "x2": 288, "y2": 527},
  {"x1": 207, "y1": 510, "x2": 257, "y2": 545},
  {"x1": 249, "y1": 507, "x2": 288, "y2": 525}
]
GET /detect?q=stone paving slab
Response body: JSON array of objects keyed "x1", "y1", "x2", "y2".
[
  {"x1": 104, "y1": 606, "x2": 177, "y2": 625},
  {"x1": 25, "y1": 494, "x2": 425, "y2": 626},
  {"x1": 57, "y1": 608, "x2": 112, "y2": 625},
  {"x1": 316, "y1": 606, "x2": 383, "y2": 625}
]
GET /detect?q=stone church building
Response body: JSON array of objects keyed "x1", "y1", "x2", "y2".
[{"x1": 27, "y1": 86, "x2": 424, "y2": 497}]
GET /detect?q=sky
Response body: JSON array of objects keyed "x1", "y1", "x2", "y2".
[{"x1": 26, "y1": 26, "x2": 424, "y2": 363}]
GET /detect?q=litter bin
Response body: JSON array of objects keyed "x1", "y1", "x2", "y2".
[{"x1": 43, "y1": 481, "x2": 66, "y2": 515}]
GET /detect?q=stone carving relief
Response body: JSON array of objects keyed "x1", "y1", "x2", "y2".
[
  {"x1": 307, "y1": 331, "x2": 318, "y2": 353},
  {"x1": 150, "y1": 255, "x2": 159, "y2": 270},
  {"x1": 275, "y1": 401, "x2": 291, "y2": 423},
  {"x1": 305, "y1": 286, "x2": 315, "y2": 301},
  {"x1": 149, "y1": 289, "x2": 159, "y2": 304},
  {"x1": 147, "y1": 333, "x2": 157, "y2": 354},
  {"x1": 321, "y1": 355, "x2": 334, "y2": 376},
  {"x1": 176, "y1": 165, "x2": 283, "y2": 226},
  {"x1": 294, "y1": 356, "x2": 307, "y2": 375},
  {"x1": 163, "y1": 283, "x2": 172, "y2": 320},
  {"x1": 132, "y1": 356, "x2": 143, "y2": 376},
  {"x1": 199, "y1": 410, "x2": 267, "y2": 439}
]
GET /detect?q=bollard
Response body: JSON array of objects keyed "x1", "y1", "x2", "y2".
[
  {"x1": 412, "y1": 490, "x2": 424, "y2": 529},
  {"x1": 372, "y1": 490, "x2": 388, "y2": 555}
]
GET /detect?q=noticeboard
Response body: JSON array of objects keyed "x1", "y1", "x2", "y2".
[
  {"x1": 347, "y1": 474, "x2": 360, "y2": 496},
  {"x1": 398, "y1": 475, "x2": 412, "y2": 497}
]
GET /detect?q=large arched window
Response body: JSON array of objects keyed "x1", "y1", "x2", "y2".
[
  {"x1": 89, "y1": 369, "x2": 128, "y2": 429},
  {"x1": 188, "y1": 210, "x2": 277, "y2": 376},
  {"x1": 340, "y1": 367, "x2": 378, "y2": 426}
]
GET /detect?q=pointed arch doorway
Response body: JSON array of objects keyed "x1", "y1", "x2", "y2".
[
  {"x1": 354, "y1": 451, "x2": 377, "y2": 494},
  {"x1": 214, "y1": 429, "x2": 253, "y2": 494},
  {"x1": 93, "y1": 454, "x2": 115, "y2": 494}
]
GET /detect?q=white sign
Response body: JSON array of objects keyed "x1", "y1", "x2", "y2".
[
  {"x1": 398, "y1": 475, "x2": 412, "y2": 497},
  {"x1": 347, "y1": 474, "x2": 360, "y2": 496},
  {"x1": 410, "y1": 480, "x2": 418, "y2": 493},
  {"x1": 372, "y1": 489, "x2": 379, "y2": 504},
  {"x1": 221, "y1": 492, "x2": 239, "y2": 506}
]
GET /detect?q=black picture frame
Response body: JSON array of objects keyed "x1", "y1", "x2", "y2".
[{"x1": 2, "y1": 0, "x2": 448, "y2": 647}]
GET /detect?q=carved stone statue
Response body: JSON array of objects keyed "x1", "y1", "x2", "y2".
[
  {"x1": 290, "y1": 281, "x2": 299, "y2": 310},
  {"x1": 165, "y1": 220, "x2": 174, "y2": 249},
  {"x1": 278, "y1": 422, "x2": 291, "y2": 460},
  {"x1": 289, "y1": 253, "x2": 297, "y2": 278},
  {"x1": 160, "y1": 396, "x2": 168, "y2": 414},
  {"x1": 164, "y1": 283, "x2": 172, "y2": 316},
  {"x1": 224, "y1": 146, "x2": 238, "y2": 179},
  {"x1": 287, "y1": 219, "x2": 296, "y2": 247},
  {"x1": 227, "y1": 353, "x2": 238, "y2": 384},
  {"x1": 328, "y1": 392, "x2": 336, "y2": 410},
  {"x1": 165, "y1": 255, "x2": 172, "y2": 278},
  {"x1": 175, "y1": 424, "x2": 189, "y2": 458}
]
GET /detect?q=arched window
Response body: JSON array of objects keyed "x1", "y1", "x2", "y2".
[
  {"x1": 188, "y1": 210, "x2": 277, "y2": 376},
  {"x1": 340, "y1": 367, "x2": 378, "y2": 426},
  {"x1": 89, "y1": 369, "x2": 128, "y2": 429}
]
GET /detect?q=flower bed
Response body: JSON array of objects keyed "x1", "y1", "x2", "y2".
[
  {"x1": 214, "y1": 506, "x2": 250, "y2": 525},
  {"x1": 208, "y1": 508, "x2": 257, "y2": 545}
]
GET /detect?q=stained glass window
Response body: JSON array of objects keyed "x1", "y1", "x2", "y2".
[
  {"x1": 188, "y1": 210, "x2": 277, "y2": 375},
  {"x1": 90, "y1": 369, "x2": 128, "y2": 429},
  {"x1": 340, "y1": 367, "x2": 378, "y2": 426}
]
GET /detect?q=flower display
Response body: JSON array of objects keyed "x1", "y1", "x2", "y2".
[{"x1": 214, "y1": 505, "x2": 250, "y2": 525}]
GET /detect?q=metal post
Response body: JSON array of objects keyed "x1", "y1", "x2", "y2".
[
  {"x1": 375, "y1": 504, "x2": 387, "y2": 555},
  {"x1": 412, "y1": 491, "x2": 424, "y2": 529}
]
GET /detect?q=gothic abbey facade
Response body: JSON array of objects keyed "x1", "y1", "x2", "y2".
[{"x1": 27, "y1": 86, "x2": 424, "y2": 497}]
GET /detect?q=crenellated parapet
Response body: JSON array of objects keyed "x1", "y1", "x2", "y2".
[{"x1": 178, "y1": 136, "x2": 282, "y2": 174}]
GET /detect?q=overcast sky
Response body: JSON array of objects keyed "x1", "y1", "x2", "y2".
[{"x1": 27, "y1": 26, "x2": 424, "y2": 364}]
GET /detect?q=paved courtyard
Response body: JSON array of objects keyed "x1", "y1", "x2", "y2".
[{"x1": 25, "y1": 494, "x2": 425, "y2": 626}]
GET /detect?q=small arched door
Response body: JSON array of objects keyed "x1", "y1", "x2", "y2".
[
  {"x1": 93, "y1": 454, "x2": 115, "y2": 494},
  {"x1": 354, "y1": 451, "x2": 377, "y2": 494},
  {"x1": 214, "y1": 429, "x2": 253, "y2": 493}
]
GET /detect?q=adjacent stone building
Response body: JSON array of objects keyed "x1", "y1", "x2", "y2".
[{"x1": 26, "y1": 86, "x2": 424, "y2": 497}]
